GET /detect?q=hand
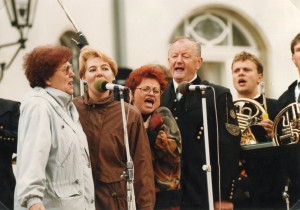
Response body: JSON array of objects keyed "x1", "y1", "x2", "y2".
[
  {"x1": 258, "y1": 119, "x2": 274, "y2": 137},
  {"x1": 214, "y1": 201, "x2": 233, "y2": 210},
  {"x1": 29, "y1": 203, "x2": 46, "y2": 210}
]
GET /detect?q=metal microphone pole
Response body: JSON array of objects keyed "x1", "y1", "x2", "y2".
[
  {"x1": 119, "y1": 89, "x2": 136, "y2": 210},
  {"x1": 201, "y1": 89, "x2": 214, "y2": 210},
  {"x1": 57, "y1": 0, "x2": 89, "y2": 48},
  {"x1": 283, "y1": 181, "x2": 290, "y2": 210},
  {"x1": 56, "y1": 0, "x2": 89, "y2": 96},
  {"x1": 283, "y1": 188, "x2": 290, "y2": 210}
]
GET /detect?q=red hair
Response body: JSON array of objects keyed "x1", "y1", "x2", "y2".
[
  {"x1": 125, "y1": 64, "x2": 168, "y2": 94},
  {"x1": 23, "y1": 45, "x2": 71, "y2": 88}
]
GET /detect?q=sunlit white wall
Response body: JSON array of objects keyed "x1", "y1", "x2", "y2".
[{"x1": 0, "y1": 0, "x2": 300, "y2": 101}]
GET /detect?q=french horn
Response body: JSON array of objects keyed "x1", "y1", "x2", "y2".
[
  {"x1": 234, "y1": 98, "x2": 269, "y2": 145},
  {"x1": 272, "y1": 102, "x2": 300, "y2": 146}
]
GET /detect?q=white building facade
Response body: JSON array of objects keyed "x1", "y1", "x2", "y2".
[{"x1": 1, "y1": 0, "x2": 300, "y2": 102}]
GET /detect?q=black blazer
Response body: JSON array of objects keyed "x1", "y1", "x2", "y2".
[
  {"x1": 277, "y1": 80, "x2": 297, "y2": 111},
  {"x1": 0, "y1": 98, "x2": 20, "y2": 210},
  {"x1": 239, "y1": 95, "x2": 287, "y2": 208},
  {"x1": 276, "y1": 80, "x2": 300, "y2": 206},
  {"x1": 161, "y1": 77, "x2": 241, "y2": 209}
]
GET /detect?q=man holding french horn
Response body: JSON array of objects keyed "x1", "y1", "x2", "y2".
[
  {"x1": 276, "y1": 32, "x2": 300, "y2": 208},
  {"x1": 231, "y1": 51, "x2": 286, "y2": 209}
]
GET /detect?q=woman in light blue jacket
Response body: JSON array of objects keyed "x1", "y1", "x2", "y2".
[{"x1": 14, "y1": 45, "x2": 95, "y2": 210}]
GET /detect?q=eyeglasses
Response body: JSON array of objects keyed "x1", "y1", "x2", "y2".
[
  {"x1": 59, "y1": 64, "x2": 73, "y2": 75},
  {"x1": 136, "y1": 86, "x2": 162, "y2": 95}
]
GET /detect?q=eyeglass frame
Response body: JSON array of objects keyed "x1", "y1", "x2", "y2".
[
  {"x1": 135, "y1": 86, "x2": 162, "y2": 96},
  {"x1": 59, "y1": 63, "x2": 73, "y2": 75}
]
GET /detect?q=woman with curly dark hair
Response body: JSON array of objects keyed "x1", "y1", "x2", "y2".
[
  {"x1": 14, "y1": 45, "x2": 95, "y2": 210},
  {"x1": 126, "y1": 65, "x2": 182, "y2": 210}
]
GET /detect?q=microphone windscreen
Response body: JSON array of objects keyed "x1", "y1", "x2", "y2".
[
  {"x1": 94, "y1": 78, "x2": 107, "y2": 92},
  {"x1": 156, "y1": 106, "x2": 181, "y2": 142},
  {"x1": 178, "y1": 81, "x2": 190, "y2": 95}
]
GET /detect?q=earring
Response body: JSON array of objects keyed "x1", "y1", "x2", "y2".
[{"x1": 83, "y1": 81, "x2": 88, "y2": 92}]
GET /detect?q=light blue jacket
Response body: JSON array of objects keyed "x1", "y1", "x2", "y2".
[{"x1": 15, "y1": 87, "x2": 95, "y2": 210}]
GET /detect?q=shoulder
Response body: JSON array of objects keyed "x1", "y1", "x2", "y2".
[
  {"x1": 266, "y1": 97, "x2": 277, "y2": 104},
  {"x1": 124, "y1": 102, "x2": 141, "y2": 116},
  {"x1": 0, "y1": 98, "x2": 20, "y2": 114},
  {"x1": 73, "y1": 96, "x2": 86, "y2": 114},
  {"x1": 278, "y1": 80, "x2": 297, "y2": 98},
  {"x1": 277, "y1": 81, "x2": 297, "y2": 104},
  {"x1": 110, "y1": 101, "x2": 143, "y2": 124},
  {"x1": 201, "y1": 80, "x2": 231, "y2": 95},
  {"x1": 21, "y1": 88, "x2": 53, "y2": 114},
  {"x1": 73, "y1": 96, "x2": 81, "y2": 103},
  {"x1": 0, "y1": 98, "x2": 20, "y2": 107},
  {"x1": 163, "y1": 81, "x2": 174, "y2": 92},
  {"x1": 110, "y1": 100, "x2": 141, "y2": 116},
  {"x1": 276, "y1": 81, "x2": 298, "y2": 110},
  {"x1": 73, "y1": 95, "x2": 84, "y2": 107}
]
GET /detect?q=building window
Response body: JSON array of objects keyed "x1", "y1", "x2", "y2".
[{"x1": 182, "y1": 12, "x2": 255, "y2": 48}]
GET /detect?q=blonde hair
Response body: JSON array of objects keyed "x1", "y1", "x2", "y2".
[
  {"x1": 79, "y1": 46, "x2": 118, "y2": 78},
  {"x1": 231, "y1": 51, "x2": 263, "y2": 75}
]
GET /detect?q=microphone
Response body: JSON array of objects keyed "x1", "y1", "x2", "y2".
[
  {"x1": 94, "y1": 78, "x2": 128, "y2": 92},
  {"x1": 72, "y1": 31, "x2": 89, "y2": 49},
  {"x1": 178, "y1": 81, "x2": 210, "y2": 94}
]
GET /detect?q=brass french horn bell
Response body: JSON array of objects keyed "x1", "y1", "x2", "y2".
[
  {"x1": 234, "y1": 98, "x2": 270, "y2": 145},
  {"x1": 273, "y1": 102, "x2": 300, "y2": 146}
]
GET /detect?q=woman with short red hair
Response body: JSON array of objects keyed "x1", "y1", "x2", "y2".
[{"x1": 126, "y1": 65, "x2": 182, "y2": 210}]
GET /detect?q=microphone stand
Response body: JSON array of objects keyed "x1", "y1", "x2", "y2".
[
  {"x1": 201, "y1": 89, "x2": 214, "y2": 210},
  {"x1": 119, "y1": 89, "x2": 136, "y2": 210},
  {"x1": 283, "y1": 182, "x2": 290, "y2": 210},
  {"x1": 57, "y1": 0, "x2": 89, "y2": 48},
  {"x1": 57, "y1": 0, "x2": 88, "y2": 95}
]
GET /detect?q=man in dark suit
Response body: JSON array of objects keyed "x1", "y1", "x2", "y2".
[
  {"x1": 0, "y1": 98, "x2": 20, "y2": 210},
  {"x1": 231, "y1": 51, "x2": 286, "y2": 209},
  {"x1": 276, "y1": 32, "x2": 300, "y2": 207},
  {"x1": 161, "y1": 37, "x2": 241, "y2": 210}
]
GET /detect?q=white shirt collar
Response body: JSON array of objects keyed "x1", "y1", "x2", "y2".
[
  {"x1": 253, "y1": 93, "x2": 261, "y2": 99},
  {"x1": 295, "y1": 78, "x2": 300, "y2": 101},
  {"x1": 173, "y1": 74, "x2": 198, "y2": 93}
]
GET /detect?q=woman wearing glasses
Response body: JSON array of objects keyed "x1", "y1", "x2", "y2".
[
  {"x1": 14, "y1": 45, "x2": 95, "y2": 210},
  {"x1": 125, "y1": 65, "x2": 182, "y2": 210},
  {"x1": 73, "y1": 46, "x2": 155, "y2": 210}
]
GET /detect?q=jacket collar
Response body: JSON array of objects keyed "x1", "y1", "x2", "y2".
[
  {"x1": 161, "y1": 76, "x2": 203, "y2": 106},
  {"x1": 30, "y1": 87, "x2": 80, "y2": 133},
  {"x1": 45, "y1": 86, "x2": 73, "y2": 113},
  {"x1": 82, "y1": 91, "x2": 114, "y2": 108},
  {"x1": 288, "y1": 80, "x2": 298, "y2": 91},
  {"x1": 191, "y1": 76, "x2": 202, "y2": 85}
]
